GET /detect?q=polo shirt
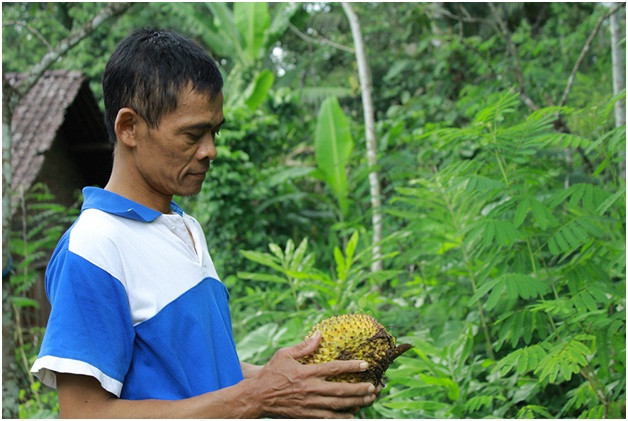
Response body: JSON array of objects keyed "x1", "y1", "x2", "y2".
[{"x1": 30, "y1": 187, "x2": 244, "y2": 400}]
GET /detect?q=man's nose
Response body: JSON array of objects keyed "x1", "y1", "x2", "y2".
[{"x1": 196, "y1": 135, "x2": 217, "y2": 161}]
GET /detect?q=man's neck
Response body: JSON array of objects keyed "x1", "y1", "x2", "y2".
[{"x1": 105, "y1": 164, "x2": 172, "y2": 214}]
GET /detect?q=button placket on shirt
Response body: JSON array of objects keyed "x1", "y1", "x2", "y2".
[{"x1": 160, "y1": 215, "x2": 200, "y2": 264}]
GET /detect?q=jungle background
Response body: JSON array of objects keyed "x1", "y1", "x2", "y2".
[{"x1": 2, "y1": 2, "x2": 626, "y2": 418}]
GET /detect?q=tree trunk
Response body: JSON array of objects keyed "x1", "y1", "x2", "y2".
[
  {"x1": 341, "y1": 2, "x2": 383, "y2": 273},
  {"x1": 2, "y1": 4, "x2": 133, "y2": 416},
  {"x1": 2, "y1": 73, "x2": 18, "y2": 419},
  {"x1": 610, "y1": 7, "x2": 625, "y2": 127},
  {"x1": 609, "y1": 5, "x2": 625, "y2": 179}
]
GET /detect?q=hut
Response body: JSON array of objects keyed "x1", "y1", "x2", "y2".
[{"x1": 8, "y1": 69, "x2": 112, "y2": 326}]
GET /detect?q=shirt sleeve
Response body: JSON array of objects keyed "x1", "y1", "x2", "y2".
[{"x1": 30, "y1": 234, "x2": 135, "y2": 397}]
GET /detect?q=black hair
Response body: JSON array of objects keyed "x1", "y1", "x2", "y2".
[{"x1": 102, "y1": 28, "x2": 223, "y2": 143}]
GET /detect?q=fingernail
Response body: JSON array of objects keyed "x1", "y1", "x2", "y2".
[
  {"x1": 359, "y1": 362, "x2": 369, "y2": 370},
  {"x1": 368, "y1": 384, "x2": 376, "y2": 393}
]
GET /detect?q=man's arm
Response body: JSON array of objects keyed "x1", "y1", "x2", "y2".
[
  {"x1": 57, "y1": 372, "x2": 260, "y2": 418},
  {"x1": 57, "y1": 331, "x2": 377, "y2": 418},
  {"x1": 240, "y1": 361, "x2": 262, "y2": 379}
]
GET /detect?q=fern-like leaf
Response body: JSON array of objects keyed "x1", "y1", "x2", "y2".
[
  {"x1": 546, "y1": 216, "x2": 601, "y2": 256},
  {"x1": 547, "y1": 183, "x2": 611, "y2": 212},
  {"x1": 535, "y1": 339, "x2": 591, "y2": 383},
  {"x1": 463, "y1": 395, "x2": 493, "y2": 414},
  {"x1": 493, "y1": 344, "x2": 547, "y2": 377},
  {"x1": 468, "y1": 273, "x2": 550, "y2": 311}
]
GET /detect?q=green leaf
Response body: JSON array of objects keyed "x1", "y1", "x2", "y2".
[
  {"x1": 207, "y1": 3, "x2": 246, "y2": 62},
  {"x1": 547, "y1": 217, "x2": 599, "y2": 255},
  {"x1": 517, "y1": 405, "x2": 554, "y2": 418},
  {"x1": 345, "y1": 231, "x2": 359, "y2": 266},
  {"x1": 493, "y1": 344, "x2": 547, "y2": 377},
  {"x1": 244, "y1": 70, "x2": 274, "y2": 110},
  {"x1": 482, "y1": 219, "x2": 495, "y2": 248},
  {"x1": 595, "y1": 329, "x2": 610, "y2": 379},
  {"x1": 236, "y1": 323, "x2": 278, "y2": 361},
  {"x1": 236, "y1": 272, "x2": 287, "y2": 283},
  {"x1": 334, "y1": 247, "x2": 346, "y2": 279},
  {"x1": 234, "y1": 2, "x2": 270, "y2": 63},
  {"x1": 420, "y1": 375, "x2": 460, "y2": 401},
  {"x1": 11, "y1": 296, "x2": 40, "y2": 309},
  {"x1": 517, "y1": 347, "x2": 529, "y2": 373},
  {"x1": 529, "y1": 197, "x2": 556, "y2": 230},
  {"x1": 299, "y1": 86, "x2": 354, "y2": 103},
  {"x1": 463, "y1": 395, "x2": 493, "y2": 414},
  {"x1": 522, "y1": 310, "x2": 533, "y2": 344},
  {"x1": 268, "y1": 243, "x2": 284, "y2": 260},
  {"x1": 264, "y1": 166, "x2": 315, "y2": 187},
  {"x1": 483, "y1": 219, "x2": 521, "y2": 247},
  {"x1": 467, "y1": 278, "x2": 500, "y2": 307},
  {"x1": 486, "y1": 281, "x2": 506, "y2": 310},
  {"x1": 471, "y1": 274, "x2": 549, "y2": 311},
  {"x1": 465, "y1": 175, "x2": 505, "y2": 192},
  {"x1": 239, "y1": 250, "x2": 283, "y2": 272},
  {"x1": 535, "y1": 340, "x2": 591, "y2": 383},
  {"x1": 169, "y1": 3, "x2": 235, "y2": 58},
  {"x1": 292, "y1": 238, "x2": 309, "y2": 268},
  {"x1": 514, "y1": 197, "x2": 530, "y2": 228},
  {"x1": 284, "y1": 239, "x2": 295, "y2": 264},
  {"x1": 382, "y1": 400, "x2": 451, "y2": 412},
  {"x1": 596, "y1": 189, "x2": 624, "y2": 215},
  {"x1": 314, "y1": 96, "x2": 354, "y2": 216}
]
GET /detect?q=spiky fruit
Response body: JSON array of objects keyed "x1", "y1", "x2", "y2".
[{"x1": 298, "y1": 314, "x2": 412, "y2": 385}]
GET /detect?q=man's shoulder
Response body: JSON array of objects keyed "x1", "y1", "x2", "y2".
[
  {"x1": 62, "y1": 208, "x2": 143, "y2": 266},
  {"x1": 72, "y1": 208, "x2": 142, "y2": 240}
]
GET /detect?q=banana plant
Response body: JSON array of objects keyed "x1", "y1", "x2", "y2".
[
  {"x1": 313, "y1": 96, "x2": 354, "y2": 219},
  {"x1": 169, "y1": 2, "x2": 297, "y2": 110}
]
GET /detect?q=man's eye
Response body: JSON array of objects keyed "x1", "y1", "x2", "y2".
[{"x1": 186, "y1": 133, "x2": 203, "y2": 141}]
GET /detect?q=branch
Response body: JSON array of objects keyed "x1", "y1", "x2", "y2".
[
  {"x1": 488, "y1": 2, "x2": 540, "y2": 111},
  {"x1": 429, "y1": 4, "x2": 492, "y2": 24},
  {"x1": 14, "y1": 2, "x2": 134, "y2": 98},
  {"x1": 3, "y1": 21, "x2": 52, "y2": 49},
  {"x1": 288, "y1": 23, "x2": 355, "y2": 54},
  {"x1": 559, "y1": 3, "x2": 625, "y2": 106}
]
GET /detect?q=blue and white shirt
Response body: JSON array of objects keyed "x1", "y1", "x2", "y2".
[{"x1": 31, "y1": 187, "x2": 244, "y2": 400}]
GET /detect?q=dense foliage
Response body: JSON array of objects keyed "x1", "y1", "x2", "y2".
[{"x1": 3, "y1": 2, "x2": 625, "y2": 418}]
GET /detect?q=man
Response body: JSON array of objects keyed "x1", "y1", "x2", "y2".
[{"x1": 30, "y1": 28, "x2": 379, "y2": 418}]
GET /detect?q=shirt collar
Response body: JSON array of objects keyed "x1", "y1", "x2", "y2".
[{"x1": 81, "y1": 187, "x2": 184, "y2": 222}]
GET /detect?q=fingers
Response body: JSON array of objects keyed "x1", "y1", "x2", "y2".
[
  {"x1": 306, "y1": 358, "x2": 370, "y2": 379},
  {"x1": 308, "y1": 380, "x2": 377, "y2": 400},
  {"x1": 289, "y1": 408, "x2": 356, "y2": 419},
  {"x1": 279, "y1": 333, "x2": 371, "y2": 381},
  {"x1": 303, "y1": 393, "x2": 376, "y2": 412},
  {"x1": 259, "y1": 339, "x2": 383, "y2": 418},
  {"x1": 376, "y1": 380, "x2": 384, "y2": 396},
  {"x1": 284, "y1": 330, "x2": 322, "y2": 360}
]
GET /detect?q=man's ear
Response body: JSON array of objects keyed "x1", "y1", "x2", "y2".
[{"x1": 114, "y1": 108, "x2": 142, "y2": 147}]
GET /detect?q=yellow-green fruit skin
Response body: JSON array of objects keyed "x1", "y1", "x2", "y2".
[{"x1": 297, "y1": 314, "x2": 412, "y2": 386}]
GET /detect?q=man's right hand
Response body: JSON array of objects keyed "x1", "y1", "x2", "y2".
[
  {"x1": 246, "y1": 330, "x2": 378, "y2": 418},
  {"x1": 54, "y1": 331, "x2": 380, "y2": 419}
]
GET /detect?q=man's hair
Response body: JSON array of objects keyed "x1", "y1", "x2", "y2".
[{"x1": 102, "y1": 28, "x2": 223, "y2": 143}]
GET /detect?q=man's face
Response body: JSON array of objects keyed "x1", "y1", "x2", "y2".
[{"x1": 132, "y1": 85, "x2": 224, "y2": 199}]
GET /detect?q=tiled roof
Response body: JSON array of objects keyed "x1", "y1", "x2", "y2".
[{"x1": 7, "y1": 69, "x2": 110, "y2": 192}]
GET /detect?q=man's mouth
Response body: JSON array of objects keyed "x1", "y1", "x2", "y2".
[{"x1": 189, "y1": 170, "x2": 208, "y2": 179}]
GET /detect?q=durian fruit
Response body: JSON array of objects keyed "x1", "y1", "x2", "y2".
[{"x1": 298, "y1": 313, "x2": 412, "y2": 386}]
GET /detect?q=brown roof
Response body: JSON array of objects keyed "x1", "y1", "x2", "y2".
[{"x1": 8, "y1": 69, "x2": 111, "y2": 192}]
